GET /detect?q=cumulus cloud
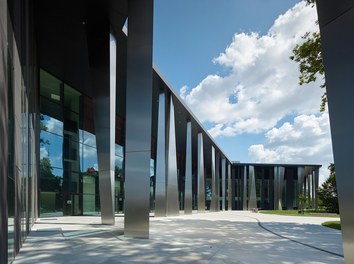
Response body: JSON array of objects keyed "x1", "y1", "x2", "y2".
[
  {"x1": 180, "y1": 1, "x2": 322, "y2": 137},
  {"x1": 248, "y1": 113, "x2": 333, "y2": 183},
  {"x1": 40, "y1": 146, "x2": 48, "y2": 158},
  {"x1": 45, "y1": 117, "x2": 63, "y2": 134}
]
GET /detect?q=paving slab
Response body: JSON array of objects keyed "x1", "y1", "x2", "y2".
[{"x1": 14, "y1": 211, "x2": 343, "y2": 264}]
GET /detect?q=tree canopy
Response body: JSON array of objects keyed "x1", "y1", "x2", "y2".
[{"x1": 290, "y1": 0, "x2": 327, "y2": 112}]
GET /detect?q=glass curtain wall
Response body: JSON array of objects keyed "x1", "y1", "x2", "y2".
[
  {"x1": 40, "y1": 70, "x2": 98, "y2": 216},
  {"x1": 39, "y1": 69, "x2": 126, "y2": 216}
]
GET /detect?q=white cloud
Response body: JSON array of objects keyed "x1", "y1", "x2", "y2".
[
  {"x1": 180, "y1": 85, "x2": 188, "y2": 100},
  {"x1": 45, "y1": 117, "x2": 63, "y2": 133},
  {"x1": 180, "y1": 1, "x2": 322, "y2": 137},
  {"x1": 40, "y1": 146, "x2": 48, "y2": 158},
  {"x1": 248, "y1": 113, "x2": 333, "y2": 183}
]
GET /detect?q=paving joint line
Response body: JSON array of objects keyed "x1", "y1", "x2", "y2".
[{"x1": 241, "y1": 214, "x2": 343, "y2": 258}]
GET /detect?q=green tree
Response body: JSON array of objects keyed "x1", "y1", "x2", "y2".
[
  {"x1": 40, "y1": 157, "x2": 62, "y2": 192},
  {"x1": 318, "y1": 163, "x2": 339, "y2": 213},
  {"x1": 290, "y1": 0, "x2": 327, "y2": 112}
]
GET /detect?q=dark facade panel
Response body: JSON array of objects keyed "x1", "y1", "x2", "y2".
[{"x1": 317, "y1": 2, "x2": 354, "y2": 262}]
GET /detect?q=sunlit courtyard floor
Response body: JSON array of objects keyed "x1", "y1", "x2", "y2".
[{"x1": 14, "y1": 211, "x2": 343, "y2": 264}]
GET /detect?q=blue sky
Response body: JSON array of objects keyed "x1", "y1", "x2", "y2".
[{"x1": 153, "y1": 0, "x2": 333, "y2": 182}]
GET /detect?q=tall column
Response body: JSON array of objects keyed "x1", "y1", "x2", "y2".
[
  {"x1": 215, "y1": 153, "x2": 220, "y2": 211},
  {"x1": 316, "y1": 2, "x2": 354, "y2": 261},
  {"x1": 221, "y1": 158, "x2": 226, "y2": 211},
  {"x1": 210, "y1": 146, "x2": 217, "y2": 212},
  {"x1": 0, "y1": 1, "x2": 8, "y2": 259},
  {"x1": 197, "y1": 133, "x2": 205, "y2": 213},
  {"x1": 311, "y1": 170, "x2": 315, "y2": 209},
  {"x1": 228, "y1": 163, "x2": 232, "y2": 211},
  {"x1": 314, "y1": 168, "x2": 319, "y2": 210},
  {"x1": 297, "y1": 166, "x2": 305, "y2": 208},
  {"x1": 242, "y1": 166, "x2": 247, "y2": 210},
  {"x1": 307, "y1": 173, "x2": 312, "y2": 209},
  {"x1": 274, "y1": 166, "x2": 284, "y2": 210},
  {"x1": 286, "y1": 170, "x2": 294, "y2": 210},
  {"x1": 124, "y1": 0, "x2": 154, "y2": 238},
  {"x1": 248, "y1": 166, "x2": 257, "y2": 210},
  {"x1": 89, "y1": 24, "x2": 116, "y2": 224},
  {"x1": 154, "y1": 93, "x2": 166, "y2": 217},
  {"x1": 166, "y1": 96, "x2": 179, "y2": 216},
  {"x1": 184, "y1": 121, "x2": 192, "y2": 215}
]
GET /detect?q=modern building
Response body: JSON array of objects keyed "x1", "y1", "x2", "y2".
[{"x1": 0, "y1": 0, "x2": 324, "y2": 263}]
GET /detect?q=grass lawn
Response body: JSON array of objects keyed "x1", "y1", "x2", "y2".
[
  {"x1": 260, "y1": 210, "x2": 340, "y2": 218},
  {"x1": 322, "y1": 221, "x2": 341, "y2": 230}
]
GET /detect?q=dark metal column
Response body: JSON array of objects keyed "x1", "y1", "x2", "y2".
[
  {"x1": 155, "y1": 93, "x2": 166, "y2": 217},
  {"x1": 210, "y1": 146, "x2": 217, "y2": 212},
  {"x1": 242, "y1": 166, "x2": 247, "y2": 210},
  {"x1": 124, "y1": 0, "x2": 154, "y2": 238},
  {"x1": 227, "y1": 164, "x2": 232, "y2": 211},
  {"x1": 314, "y1": 169, "x2": 319, "y2": 210},
  {"x1": 221, "y1": 158, "x2": 226, "y2": 211},
  {"x1": 0, "y1": 0, "x2": 8, "y2": 259},
  {"x1": 184, "y1": 121, "x2": 192, "y2": 214},
  {"x1": 197, "y1": 133, "x2": 205, "y2": 213},
  {"x1": 316, "y1": 2, "x2": 354, "y2": 260}
]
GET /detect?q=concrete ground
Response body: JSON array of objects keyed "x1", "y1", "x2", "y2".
[{"x1": 14, "y1": 211, "x2": 343, "y2": 264}]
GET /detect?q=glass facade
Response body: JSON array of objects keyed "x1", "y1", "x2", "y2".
[{"x1": 39, "y1": 69, "x2": 127, "y2": 216}]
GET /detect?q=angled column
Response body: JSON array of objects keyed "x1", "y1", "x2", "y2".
[
  {"x1": 314, "y1": 169, "x2": 319, "y2": 210},
  {"x1": 215, "y1": 153, "x2": 220, "y2": 211},
  {"x1": 228, "y1": 164, "x2": 232, "y2": 211},
  {"x1": 248, "y1": 166, "x2": 257, "y2": 210},
  {"x1": 316, "y1": 2, "x2": 354, "y2": 261},
  {"x1": 184, "y1": 121, "x2": 192, "y2": 215},
  {"x1": 197, "y1": 133, "x2": 205, "y2": 213},
  {"x1": 274, "y1": 166, "x2": 285, "y2": 210},
  {"x1": 221, "y1": 158, "x2": 226, "y2": 211},
  {"x1": 307, "y1": 172, "x2": 312, "y2": 208},
  {"x1": 154, "y1": 93, "x2": 166, "y2": 217},
  {"x1": 166, "y1": 96, "x2": 179, "y2": 216},
  {"x1": 89, "y1": 23, "x2": 116, "y2": 224},
  {"x1": 0, "y1": 3, "x2": 8, "y2": 260},
  {"x1": 210, "y1": 146, "x2": 217, "y2": 212},
  {"x1": 242, "y1": 166, "x2": 247, "y2": 210},
  {"x1": 297, "y1": 166, "x2": 305, "y2": 208},
  {"x1": 124, "y1": 0, "x2": 154, "y2": 238}
]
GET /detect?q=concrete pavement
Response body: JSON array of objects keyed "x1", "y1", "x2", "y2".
[{"x1": 13, "y1": 211, "x2": 343, "y2": 264}]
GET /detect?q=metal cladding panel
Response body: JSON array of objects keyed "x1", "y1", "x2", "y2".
[
  {"x1": 124, "y1": 0, "x2": 153, "y2": 238},
  {"x1": 248, "y1": 166, "x2": 257, "y2": 210},
  {"x1": 242, "y1": 166, "x2": 247, "y2": 210},
  {"x1": 307, "y1": 173, "x2": 312, "y2": 208},
  {"x1": 274, "y1": 166, "x2": 284, "y2": 210},
  {"x1": 314, "y1": 169, "x2": 319, "y2": 210},
  {"x1": 227, "y1": 164, "x2": 232, "y2": 211},
  {"x1": 124, "y1": 151, "x2": 151, "y2": 238},
  {"x1": 154, "y1": 93, "x2": 166, "y2": 217},
  {"x1": 221, "y1": 158, "x2": 226, "y2": 211},
  {"x1": 317, "y1": 3, "x2": 354, "y2": 261},
  {"x1": 210, "y1": 146, "x2": 217, "y2": 212},
  {"x1": 0, "y1": 7, "x2": 8, "y2": 260},
  {"x1": 297, "y1": 166, "x2": 305, "y2": 196},
  {"x1": 92, "y1": 33, "x2": 116, "y2": 225},
  {"x1": 215, "y1": 153, "x2": 220, "y2": 212},
  {"x1": 197, "y1": 133, "x2": 205, "y2": 213},
  {"x1": 166, "y1": 96, "x2": 179, "y2": 216},
  {"x1": 184, "y1": 121, "x2": 192, "y2": 215}
]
